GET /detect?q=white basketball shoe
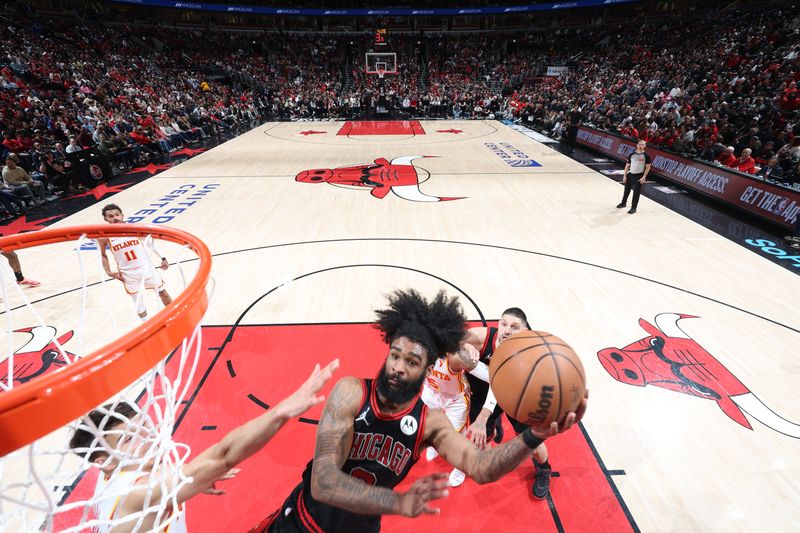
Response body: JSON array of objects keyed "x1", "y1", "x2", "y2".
[
  {"x1": 425, "y1": 446, "x2": 439, "y2": 461},
  {"x1": 448, "y1": 469, "x2": 466, "y2": 487}
]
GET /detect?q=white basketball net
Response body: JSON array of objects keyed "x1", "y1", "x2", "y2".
[{"x1": 0, "y1": 230, "x2": 210, "y2": 532}]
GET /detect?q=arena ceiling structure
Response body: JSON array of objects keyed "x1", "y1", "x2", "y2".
[{"x1": 39, "y1": 0, "x2": 710, "y2": 33}]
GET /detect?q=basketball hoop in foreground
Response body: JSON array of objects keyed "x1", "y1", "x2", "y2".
[{"x1": 0, "y1": 224, "x2": 212, "y2": 532}]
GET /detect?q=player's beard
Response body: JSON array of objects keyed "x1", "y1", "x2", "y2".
[{"x1": 376, "y1": 364, "x2": 426, "y2": 406}]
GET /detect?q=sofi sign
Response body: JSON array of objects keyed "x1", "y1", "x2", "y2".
[
  {"x1": 744, "y1": 239, "x2": 800, "y2": 268},
  {"x1": 576, "y1": 126, "x2": 800, "y2": 229}
]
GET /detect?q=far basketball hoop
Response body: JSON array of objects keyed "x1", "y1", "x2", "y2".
[{"x1": 365, "y1": 52, "x2": 397, "y2": 76}]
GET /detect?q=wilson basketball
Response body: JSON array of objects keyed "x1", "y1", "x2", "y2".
[{"x1": 489, "y1": 331, "x2": 585, "y2": 428}]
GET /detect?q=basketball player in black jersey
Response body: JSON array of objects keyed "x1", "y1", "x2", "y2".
[
  {"x1": 251, "y1": 290, "x2": 587, "y2": 533},
  {"x1": 463, "y1": 307, "x2": 553, "y2": 499}
]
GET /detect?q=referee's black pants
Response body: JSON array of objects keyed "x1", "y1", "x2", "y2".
[{"x1": 621, "y1": 172, "x2": 644, "y2": 209}]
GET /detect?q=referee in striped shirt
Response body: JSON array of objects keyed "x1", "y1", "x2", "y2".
[{"x1": 617, "y1": 140, "x2": 652, "y2": 214}]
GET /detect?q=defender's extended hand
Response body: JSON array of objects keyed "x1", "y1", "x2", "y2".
[
  {"x1": 275, "y1": 359, "x2": 340, "y2": 419},
  {"x1": 202, "y1": 468, "x2": 240, "y2": 495}
]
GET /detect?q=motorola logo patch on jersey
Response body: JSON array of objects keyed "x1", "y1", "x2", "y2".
[{"x1": 400, "y1": 415, "x2": 418, "y2": 436}]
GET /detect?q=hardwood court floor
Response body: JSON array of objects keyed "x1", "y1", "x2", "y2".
[{"x1": 3, "y1": 120, "x2": 799, "y2": 532}]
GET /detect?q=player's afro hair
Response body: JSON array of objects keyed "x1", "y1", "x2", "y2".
[{"x1": 374, "y1": 289, "x2": 466, "y2": 365}]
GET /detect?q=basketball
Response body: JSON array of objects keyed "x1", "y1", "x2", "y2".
[{"x1": 489, "y1": 331, "x2": 585, "y2": 428}]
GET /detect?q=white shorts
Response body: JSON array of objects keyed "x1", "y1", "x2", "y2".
[
  {"x1": 120, "y1": 267, "x2": 164, "y2": 295},
  {"x1": 421, "y1": 385, "x2": 470, "y2": 434}
]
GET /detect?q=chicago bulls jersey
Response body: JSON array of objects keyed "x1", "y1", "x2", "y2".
[
  {"x1": 328, "y1": 378, "x2": 426, "y2": 488},
  {"x1": 425, "y1": 356, "x2": 469, "y2": 398},
  {"x1": 268, "y1": 378, "x2": 427, "y2": 533},
  {"x1": 108, "y1": 236, "x2": 150, "y2": 273},
  {"x1": 478, "y1": 327, "x2": 498, "y2": 362}
]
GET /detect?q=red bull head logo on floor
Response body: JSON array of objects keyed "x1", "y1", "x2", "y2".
[
  {"x1": 0, "y1": 326, "x2": 75, "y2": 385},
  {"x1": 295, "y1": 155, "x2": 464, "y2": 202},
  {"x1": 598, "y1": 313, "x2": 800, "y2": 438}
]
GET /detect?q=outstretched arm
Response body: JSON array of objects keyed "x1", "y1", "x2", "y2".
[
  {"x1": 427, "y1": 391, "x2": 588, "y2": 484},
  {"x1": 461, "y1": 327, "x2": 488, "y2": 351},
  {"x1": 454, "y1": 331, "x2": 492, "y2": 448},
  {"x1": 122, "y1": 359, "x2": 339, "y2": 514},
  {"x1": 310, "y1": 377, "x2": 449, "y2": 517}
]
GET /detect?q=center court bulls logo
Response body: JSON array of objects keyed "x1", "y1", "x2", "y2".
[
  {"x1": 0, "y1": 326, "x2": 76, "y2": 385},
  {"x1": 295, "y1": 155, "x2": 464, "y2": 202},
  {"x1": 598, "y1": 313, "x2": 800, "y2": 437}
]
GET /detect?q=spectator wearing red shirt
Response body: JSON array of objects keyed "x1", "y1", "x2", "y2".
[
  {"x1": 129, "y1": 129, "x2": 163, "y2": 154},
  {"x1": 2, "y1": 132, "x2": 25, "y2": 154},
  {"x1": 717, "y1": 146, "x2": 737, "y2": 167},
  {"x1": 129, "y1": 129, "x2": 151, "y2": 144},
  {"x1": 708, "y1": 119, "x2": 719, "y2": 139},
  {"x1": 76, "y1": 128, "x2": 93, "y2": 148},
  {"x1": 17, "y1": 131, "x2": 34, "y2": 150},
  {"x1": 734, "y1": 148, "x2": 756, "y2": 174},
  {"x1": 664, "y1": 129, "x2": 678, "y2": 148},
  {"x1": 780, "y1": 89, "x2": 799, "y2": 111},
  {"x1": 618, "y1": 119, "x2": 639, "y2": 140}
]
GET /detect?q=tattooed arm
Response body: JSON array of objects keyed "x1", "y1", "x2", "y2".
[
  {"x1": 447, "y1": 343, "x2": 480, "y2": 372},
  {"x1": 425, "y1": 392, "x2": 588, "y2": 484},
  {"x1": 461, "y1": 327, "x2": 488, "y2": 351},
  {"x1": 310, "y1": 377, "x2": 449, "y2": 517},
  {"x1": 424, "y1": 409, "x2": 531, "y2": 484}
]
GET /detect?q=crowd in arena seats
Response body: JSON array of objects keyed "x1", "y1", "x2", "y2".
[
  {"x1": 1, "y1": 0, "x2": 798, "y2": 222},
  {"x1": 0, "y1": 16, "x2": 263, "y2": 219},
  {"x1": 510, "y1": 7, "x2": 800, "y2": 186}
]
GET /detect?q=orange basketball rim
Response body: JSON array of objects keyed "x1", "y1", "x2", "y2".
[{"x1": 0, "y1": 224, "x2": 211, "y2": 456}]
